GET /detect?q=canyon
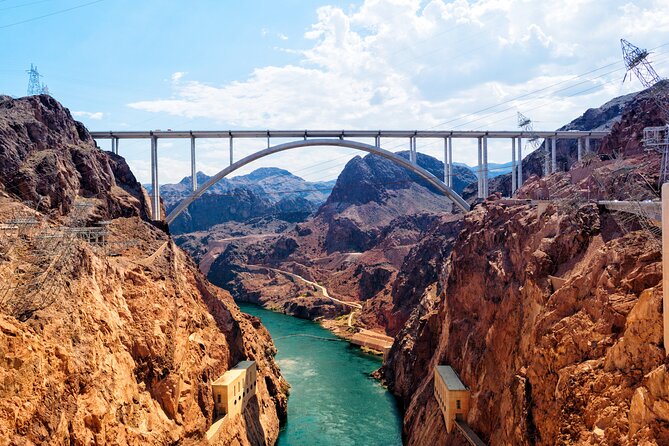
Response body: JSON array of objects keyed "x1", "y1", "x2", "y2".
[
  {"x1": 1, "y1": 82, "x2": 668, "y2": 446},
  {"x1": 170, "y1": 84, "x2": 669, "y2": 445}
]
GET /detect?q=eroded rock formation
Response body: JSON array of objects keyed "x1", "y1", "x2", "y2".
[{"x1": 0, "y1": 95, "x2": 287, "y2": 445}]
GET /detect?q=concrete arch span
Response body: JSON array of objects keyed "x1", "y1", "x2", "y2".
[{"x1": 165, "y1": 138, "x2": 470, "y2": 225}]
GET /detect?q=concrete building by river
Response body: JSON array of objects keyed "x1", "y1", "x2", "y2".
[
  {"x1": 434, "y1": 365, "x2": 470, "y2": 433},
  {"x1": 212, "y1": 360, "x2": 257, "y2": 418}
]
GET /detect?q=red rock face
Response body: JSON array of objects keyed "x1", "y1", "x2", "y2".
[
  {"x1": 383, "y1": 200, "x2": 668, "y2": 445},
  {"x1": 0, "y1": 94, "x2": 151, "y2": 220},
  {"x1": 0, "y1": 96, "x2": 287, "y2": 445}
]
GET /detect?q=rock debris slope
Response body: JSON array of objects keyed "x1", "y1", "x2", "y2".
[{"x1": 0, "y1": 95, "x2": 287, "y2": 445}]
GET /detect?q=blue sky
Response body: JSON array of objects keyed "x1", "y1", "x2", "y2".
[{"x1": 2, "y1": 0, "x2": 669, "y2": 184}]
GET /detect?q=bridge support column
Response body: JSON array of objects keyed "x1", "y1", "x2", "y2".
[
  {"x1": 585, "y1": 137, "x2": 591, "y2": 154},
  {"x1": 577, "y1": 138, "x2": 584, "y2": 162},
  {"x1": 517, "y1": 137, "x2": 523, "y2": 188},
  {"x1": 150, "y1": 135, "x2": 160, "y2": 220},
  {"x1": 663, "y1": 182, "x2": 669, "y2": 356},
  {"x1": 443, "y1": 138, "x2": 448, "y2": 184},
  {"x1": 375, "y1": 134, "x2": 380, "y2": 148},
  {"x1": 551, "y1": 137, "x2": 557, "y2": 173},
  {"x1": 477, "y1": 137, "x2": 483, "y2": 199},
  {"x1": 544, "y1": 139, "x2": 551, "y2": 177},
  {"x1": 482, "y1": 135, "x2": 488, "y2": 197},
  {"x1": 409, "y1": 136, "x2": 417, "y2": 164},
  {"x1": 111, "y1": 137, "x2": 119, "y2": 155},
  {"x1": 448, "y1": 137, "x2": 453, "y2": 188},
  {"x1": 190, "y1": 135, "x2": 197, "y2": 192},
  {"x1": 511, "y1": 137, "x2": 517, "y2": 194},
  {"x1": 229, "y1": 136, "x2": 234, "y2": 166}
]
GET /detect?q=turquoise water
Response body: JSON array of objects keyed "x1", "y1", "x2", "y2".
[{"x1": 238, "y1": 303, "x2": 403, "y2": 446}]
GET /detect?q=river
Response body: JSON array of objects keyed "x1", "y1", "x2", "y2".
[{"x1": 238, "y1": 303, "x2": 403, "y2": 446}]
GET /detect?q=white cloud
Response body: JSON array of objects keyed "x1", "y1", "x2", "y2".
[
  {"x1": 72, "y1": 111, "x2": 104, "y2": 120},
  {"x1": 126, "y1": 0, "x2": 669, "y2": 183},
  {"x1": 278, "y1": 33, "x2": 289, "y2": 41},
  {"x1": 171, "y1": 72, "x2": 187, "y2": 82}
]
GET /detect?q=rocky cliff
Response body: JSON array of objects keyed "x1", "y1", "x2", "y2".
[
  {"x1": 382, "y1": 198, "x2": 667, "y2": 445},
  {"x1": 0, "y1": 95, "x2": 287, "y2": 445},
  {"x1": 381, "y1": 85, "x2": 669, "y2": 445}
]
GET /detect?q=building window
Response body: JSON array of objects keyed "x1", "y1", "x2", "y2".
[{"x1": 456, "y1": 400, "x2": 461, "y2": 410}]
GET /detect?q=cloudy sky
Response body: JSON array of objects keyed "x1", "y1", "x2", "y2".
[{"x1": 2, "y1": 0, "x2": 669, "y2": 184}]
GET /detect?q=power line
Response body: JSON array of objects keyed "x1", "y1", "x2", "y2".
[
  {"x1": 0, "y1": 0, "x2": 105, "y2": 30},
  {"x1": 0, "y1": 0, "x2": 53, "y2": 13}
]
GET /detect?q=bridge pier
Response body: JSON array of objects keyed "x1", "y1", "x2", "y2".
[
  {"x1": 229, "y1": 135, "x2": 234, "y2": 166},
  {"x1": 482, "y1": 135, "x2": 488, "y2": 197},
  {"x1": 517, "y1": 137, "x2": 523, "y2": 189},
  {"x1": 477, "y1": 137, "x2": 483, "y2": 198},
  {"x1": 578, "y1": 138, "x2": 584, "y2": 161},
  {"x1": 409, "y1": 135, "x2": 417, "y2": 164},
  {"x1": 511, "y1": 138, "x2": 517, "y2": 193},
  {"x1": 585, "y1": 136, "x2": 591, "y2": 154},
  {"x1": 551, "y1": 136, "x2": 557, "y2": 173},
  {"x1": 150, "y1": 135, "x2": 160, "y2": 220},
  {"x1": 111, "y1": 137, "x2": 119, "y2": 155},
  {"x1": 544, "y1": 139, "x2": 550, "y2": 177},
  {"x1": 662, "y1": 183, "x2": 669, "y2": 356},
  {"x1": 190, "y1": 135, "x2": 197, "y2": 192},
  {"x1": 444, "y1": 138, "x2": 449, "y2": 185},
  {"x1": 444, "y1": 137, "x2": 453, "y2": 188}
]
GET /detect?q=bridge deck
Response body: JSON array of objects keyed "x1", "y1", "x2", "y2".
[{"x1": 90, "y1": 129, "x2": 609, "y2": 140}]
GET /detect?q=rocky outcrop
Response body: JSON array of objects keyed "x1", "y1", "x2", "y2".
[
  {"x1": 0, "y1": 95, "x2": 151, "y2": 221},
  {"x1": 0, "y1": 96, "x2": 288, "y2": 445},
  {"x1": 381, "y1": 197, "x2": 668, "y2": 445}
]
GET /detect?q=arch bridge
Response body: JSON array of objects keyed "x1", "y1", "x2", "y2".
[{"x1": 90, "y1": 129, "x2": 609, "y2": 223}]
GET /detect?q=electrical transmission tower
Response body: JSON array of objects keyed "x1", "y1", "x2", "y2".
[
  {"x1": 621, "y1": 39, "x2": 669, "y2": 185},
  {"x1": 621, "y1": 39, "x2": 663, "y2": 88},
  {"x1": 517, "y1": 111, "x2": 547, "y2": 175},
  {"x1": 517, "y1": 112, "x2": 541, "y2": 150},
  {"x1": 26, "y1": 64, "x2": 49, "y2": 96}
]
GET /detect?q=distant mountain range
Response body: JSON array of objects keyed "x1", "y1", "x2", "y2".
[
  {"x1": 162, "y1": 153, "x2": 479, "y2": 234},
  {"x1": 161, "y1": 168, "x2": 335, "y2": 234}
]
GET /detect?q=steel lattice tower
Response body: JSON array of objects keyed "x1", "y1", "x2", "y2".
[
  {"x1": 26, "y1": 64, "x2": 49, "y2": 96},
  {"x1": 621, "y1": 39, "x2": 662, "y2": 88},
  {"x1": 621, "y1": 39, "x2": 669, "y2": 185},
  {"x1": 26, "y1": 64, "x2": 42, "y2": 96}
]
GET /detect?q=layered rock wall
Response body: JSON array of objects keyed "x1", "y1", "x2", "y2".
[
  {"x1": 0, "y1": 95, "x2": 287, "y2": 445},
  {"x1": 382, "y1": 200, "x2": 668, "y2": 445}
]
